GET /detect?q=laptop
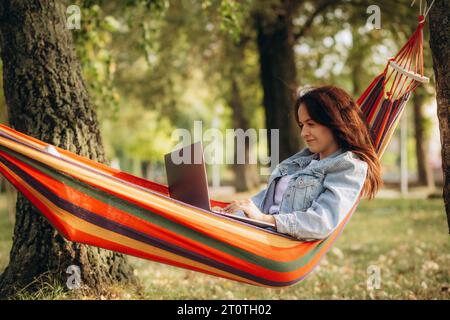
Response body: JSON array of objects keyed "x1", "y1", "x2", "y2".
[{"x1": 164, "y1": 141, "x2": 275, "y2": 229}]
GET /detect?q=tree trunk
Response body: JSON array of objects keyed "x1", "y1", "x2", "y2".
[
  {"x1": 229, "y1": 79, "x2": 260, "y2": 192},
  {"x1": 141, "y1": 160, "x2": 152, "y2": 180},
  {"x1": 0, "y1": 0, "x2": 137, "y2": 297},
  {"x1": 428, "y1": 0, "x2": 450, "y2": 233},
  {"x1": 254, "y1": 1, "x2": 302, "y2": 162},
  {"x1": 413, "y1": 89, "x2": 434, "y2": 188}
]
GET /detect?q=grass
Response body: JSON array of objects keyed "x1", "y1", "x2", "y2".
[{"x1": 0, "y1": 194, "x2": 449, "y2": 299}]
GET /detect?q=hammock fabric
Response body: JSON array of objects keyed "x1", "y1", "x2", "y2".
[{"x1": 0, "y1": 18, "x2": 429, "y2": 288}]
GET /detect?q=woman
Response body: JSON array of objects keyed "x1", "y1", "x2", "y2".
[{"x1": 223, "y1": 85, "x2": 382, "y2": 240}]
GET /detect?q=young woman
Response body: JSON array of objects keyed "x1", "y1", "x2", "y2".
[{"x1": 223, "y1": 85, "x2": 382, "y2": 240}]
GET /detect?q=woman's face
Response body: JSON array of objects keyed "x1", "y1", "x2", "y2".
[{"x1": 298, "y1": 103, "x2": 339, "y2": 159}]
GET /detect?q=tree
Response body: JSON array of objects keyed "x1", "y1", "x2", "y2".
[
  {"x1": 209, "y1": 13, "x2": 262, "y2": 192},
  {"x1": 229, "y1": 76, "x2": 260, "y2": 192},
  {"x1": 253, "y1": 0, "x2": 303, "y2": 162},
  {"x1": 412, "y1": 87, "x2": 435, "y2": 188},
  {"x1": 251, "y1": 0, "x2": 359, "y2": 161},
  {"x1": 428, "y1": 0, "x2": 450, "y2": 232},
  {"x1": 0, "y1": 0, "x2": 136, "y2": 297}
]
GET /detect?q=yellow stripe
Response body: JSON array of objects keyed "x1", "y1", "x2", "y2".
[{"x1": 377, "y1": 109, "x2": 404, "y2": 158}]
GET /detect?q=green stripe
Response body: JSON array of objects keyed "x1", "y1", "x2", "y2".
[{"x1": 0, "y1": 145, "x2": 331, "y2": 272}]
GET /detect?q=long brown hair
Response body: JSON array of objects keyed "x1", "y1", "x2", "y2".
[{"x1": 294, "y1": 85, "x2": 383, "y2": 199}]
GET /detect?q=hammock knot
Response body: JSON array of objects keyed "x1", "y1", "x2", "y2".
[{"x1": 418, "y1": 15, "x2": 425, "y2": 24}]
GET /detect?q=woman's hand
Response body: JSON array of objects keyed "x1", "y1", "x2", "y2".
[{"x1": 222, "y1": 199, "x2": 275, "y2": 224}]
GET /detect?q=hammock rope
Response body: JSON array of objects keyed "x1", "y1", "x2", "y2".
[
  {"x1": 357, "y1": 16, "x2": 428, "y2": 155},
  {"x1": 0, "y1": 18, "x2": 429, "y2": 287}
]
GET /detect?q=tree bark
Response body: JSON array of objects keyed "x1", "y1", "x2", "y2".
[
  {"x1": 413, "y1": 89, "x2": 434, "y2": 188},
  {"x1": 0, "y1": 0, "x2": 137, "y2": 297},
  {"x1": 254, "y1": 1, "x2": 302, "y2": 162},
  {"x1": 428, "y1": 0, "x2": 450, "y2": 232}
]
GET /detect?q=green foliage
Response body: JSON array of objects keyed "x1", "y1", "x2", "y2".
[
  {"x1": 217, "y1": 1, "x2": 247, "y2": 43},
  {"x1": 76, "y1": 0, "x2": 264, "y2": 163},
  {"x1": 63, "y1": 0, "x2": 440, "y2": 174},
  {"x1": 201, "y1": 0, "x2": 251, "y2": 42},
  {"x1": 71, "y1": 3, "x2": 121, "y2": 116}
]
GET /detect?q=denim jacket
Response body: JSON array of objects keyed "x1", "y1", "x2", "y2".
[{"x1": 251, "y1": 147, "x2": 368, "y2": 241}]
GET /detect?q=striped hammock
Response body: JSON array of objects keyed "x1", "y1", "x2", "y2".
[{"x1": 0, "y1": 19, "x2": 429, "y2": 288}]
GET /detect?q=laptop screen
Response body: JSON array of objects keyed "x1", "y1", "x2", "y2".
[{"x1": 164, "y1": 141, "x2": 211, "y2": 211}]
